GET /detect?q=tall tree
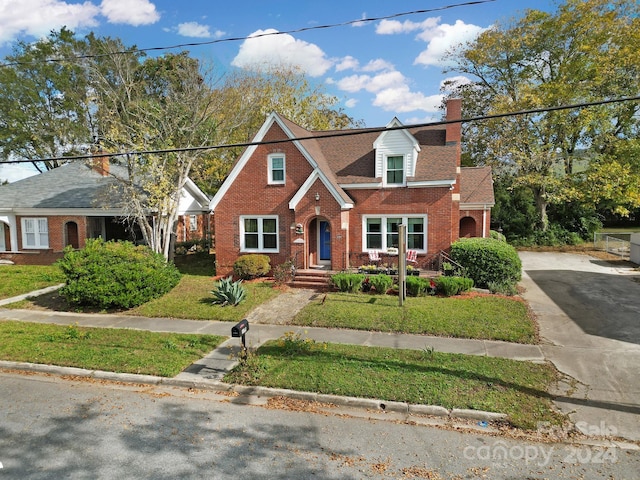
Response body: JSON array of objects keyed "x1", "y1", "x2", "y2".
[
  {"x1": 85, "y1": 36, "x2": 217, "y2": 259},
  {"x1": 0, "y1": 28, "x2": 91, "y2": 171},
  {"x1": 444, "y1": 0, "x2": 640, "y2": 231}
]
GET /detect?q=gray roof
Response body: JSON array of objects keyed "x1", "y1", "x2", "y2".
[{"x1": 0, "y1": 161, "x2": 128, "y2": 209}]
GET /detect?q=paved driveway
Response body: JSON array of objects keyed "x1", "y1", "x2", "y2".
[{"x1": 519, "y1": 251, "x2": 640, "y2": 441}]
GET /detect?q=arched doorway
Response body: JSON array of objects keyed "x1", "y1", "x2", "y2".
[
  {"x1": 308, "y1": 217, "x2": 331, "y2": 268},
  {"x1": 459, "y1": 217, "x2": 477, "y2": 238},
  {"x1": 64, "y1": 221, "x2": 79, "y2": 249}
]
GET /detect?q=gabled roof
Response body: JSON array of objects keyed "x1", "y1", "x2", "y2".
[
  {"x1": 0, "y1": 161, "x2": 127, "y2": 211},
  {"x1": 210, "y1": 112, "x2": 354, "y2": 211},
  {"x1": 210, "y1": 111, "x2": 470, "y2": 211},
  {"x1": 0, "y1": 161, "x2": 209, "y2": 214},
  {"x1": 460, "y1": 166, "x2": 495, "y2": 206}
]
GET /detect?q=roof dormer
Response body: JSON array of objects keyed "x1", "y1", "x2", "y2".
[{"x1": 373, "y1": 118, "x2": 421, "y2": 186}]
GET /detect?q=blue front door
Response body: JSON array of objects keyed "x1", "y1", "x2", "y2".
[{"x1": 319, "y1": 221, "x2": 331, "y2": 261}]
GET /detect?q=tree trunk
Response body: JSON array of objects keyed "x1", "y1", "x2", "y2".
[{"x1": 533, "y1": 186, "x2": 549, "y2": 232}]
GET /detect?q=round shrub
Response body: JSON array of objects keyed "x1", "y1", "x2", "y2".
[
  {"x1": 233, "y1": 254, "x2": 271, "y2": 279},
  {"x1": 450, "y1": 237, "x2": 521, "y2": 289},
  {"x1": 57, "y1": 238, "x2": 181, "y2": 309}
]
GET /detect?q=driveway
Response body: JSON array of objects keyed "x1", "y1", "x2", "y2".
[{"x1": 519, "y1": 251, "x2": 640, "y2": 441}]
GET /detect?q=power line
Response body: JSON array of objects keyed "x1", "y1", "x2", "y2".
[
  {"x1": 0, "y1": 0, "x2": 496, "y2": 68},
  {"x1": 5, "y1": 95, "x2": 639, "y2": 165}
]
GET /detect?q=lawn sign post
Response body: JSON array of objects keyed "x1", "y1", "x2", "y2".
[{"x1": 398, "y1": 224, "x2": 406, "y2": 306}]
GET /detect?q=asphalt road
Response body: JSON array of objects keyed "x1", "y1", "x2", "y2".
[{"x1": 1, "y1": 371, "x2": 639, "y2": 479}]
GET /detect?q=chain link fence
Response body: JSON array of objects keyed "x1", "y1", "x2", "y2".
[{"x1": 593, "y1": 232, "x2": 633, "y2": 259}]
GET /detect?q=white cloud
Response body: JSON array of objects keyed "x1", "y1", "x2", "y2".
[
  {"x1": 177, "y1": 22, "x2": 212, "y2": 38},
  {"x1": 361, "y1": 58, "x2": 394, "y2": 72},
  {"x1": 231, "y1": 28, "x2": 332, "y2": 77},
  {"x1": 0, "y1": 0, "x2": 99, "y2": 45},
  {"x1": 373, "y1": 87, "x2": 442, "y2": 114},
  {"x1": 334, "y1": 65, "x2": 442, "y2": 115},
  {"x1": 376, "y1": 17, "x2": 440, "y2": 35},
  {"x1": 345, "y1": 98, "x2": 358, "y2": 108},
  {"x1": 335, "y1": 56, "x2": 359, "y2": 72},
  {"x1": 100, "y1": 0, "x2": 159, "y2": 26},
  {"x1": 414, "y1": 20, "x2": 486, "y2": 67}
]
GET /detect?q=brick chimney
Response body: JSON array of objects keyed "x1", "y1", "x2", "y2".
[
  {"x1": 445, "y1": 98, "x2": 462, "y2": 146},
  {"x1": 91, "y1": 151, "x2": 110, "y2": 176}
]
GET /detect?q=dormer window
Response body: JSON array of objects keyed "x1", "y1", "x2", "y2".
[
  {"x1": 268, "y1": 154, "x2": 285, "y2": 185},
  {"x1": 386, "y1": 155, "x2": 404, "y2": 185}
]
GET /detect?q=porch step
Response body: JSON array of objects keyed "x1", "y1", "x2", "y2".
[{"x1": 288, "y1": 269, "x2": 334, "y2": 291}]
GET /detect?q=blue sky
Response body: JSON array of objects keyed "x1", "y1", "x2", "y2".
[{"x1": 0, "y1": 0, "x2": 557, "y2": 181}]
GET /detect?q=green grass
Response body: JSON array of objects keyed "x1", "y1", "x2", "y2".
[
  {"x1": 225, "y1": 338, "x2": 562, "y2": 430},
  {"x1": 128, "y1": 276, "x2": 279, "y2": 321},
  {"x1": 0, "y1": 320, "x2": 225, "y2": 377},
  {"x1": 0, "y1": 265, "x2": 65, "y2": 299},
  {"x1": 293, "y1": 293, "x2": 537, "y2": 343}
]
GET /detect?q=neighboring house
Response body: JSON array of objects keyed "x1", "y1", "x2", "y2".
[
  {"x1": 210, "y1": 99, "x2": 494, "y2": 276},
  {"x1": 0, "y1": 157, "x2": 210, "y2": 264}
]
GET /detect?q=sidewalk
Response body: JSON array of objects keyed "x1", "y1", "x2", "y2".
[{"x1": 0, "y1": 287, "x2": 546, "y2": 374}]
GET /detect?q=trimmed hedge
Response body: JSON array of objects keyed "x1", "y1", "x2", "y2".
[
  {"x1": 57, "y1": 238, "x2": 181, "y2": 309},
  {"x1": 450, "y1": 238, "x2": 521, "y2": 289},
  {"x1": 233, "y1": 254, "x2": 271, "y2": 279},
  {"x1": 434, "y1": 276, "x2": 474, "y2": 297}
]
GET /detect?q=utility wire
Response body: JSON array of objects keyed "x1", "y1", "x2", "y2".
[
  {"x1": 0, "y1": 0, "x2": 496, "y2": 68},
  {"x1": 5, "y1": 95, "x2": 639, "y2": 165}
]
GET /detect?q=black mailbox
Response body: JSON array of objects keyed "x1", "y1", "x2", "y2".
[{"x1": 231, "y1": 319, "x2": 249, "y2": 337}]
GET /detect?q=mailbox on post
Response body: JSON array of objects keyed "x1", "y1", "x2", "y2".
[
  {"x1": 231, "y1": 319, "x2": 249, "y2": 337},
  {"x1": 231, "y1": 319, "x2": 249, "y2": 358}
]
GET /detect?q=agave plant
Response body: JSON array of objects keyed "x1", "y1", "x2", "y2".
[{"x1": 211, "y1": 276, "x2": 247, "y2": 306}]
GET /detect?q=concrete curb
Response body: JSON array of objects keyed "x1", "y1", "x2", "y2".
[{"x1": 0, "y1": 360, "x2": 508, "y2": 424}]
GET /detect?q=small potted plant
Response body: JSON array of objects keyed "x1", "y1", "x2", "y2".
[{"x1": 442, "y1": 262, "x2": 454, "y2": 276}]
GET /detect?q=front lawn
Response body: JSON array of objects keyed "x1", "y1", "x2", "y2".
[
  {"x1": 293, "y1": 292, "x2": 537, "y2": 343},
  {"x1": 225, "y1": 338, "x2": 563, "y2": 430},
  {"x1": 128, "y1": 276, "x2": 279, "y2": 321},
  {"x1": 0, "y1": 265, "x2": 65, "y2": 300},
  {"x1": 0, "y1": 320, "x2": 225, "y2": 377}
]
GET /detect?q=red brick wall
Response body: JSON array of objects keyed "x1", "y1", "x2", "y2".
[
  {"x1": 214, "y1": 123, "x2": 317, "y2": 275},
  {"x1": 346, "y1": 187, "x2": 454, "y2": 270},
  {"x1": 459, "y1": 210, "x2": 491, "y2": 238},
  {"x1": 175, "y1": 213, "x2": 212, "y2": 243},
  {"x1": 1, "y1": 215, "x2": 88, "y2": 265}
]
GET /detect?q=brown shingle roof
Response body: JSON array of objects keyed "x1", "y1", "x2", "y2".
[
  {"x1": 460, "y1": 166, "x2": 495, "y2": 205},
  {"x1": 284, "y1": 121, "x2": 457, "y2": 184}
]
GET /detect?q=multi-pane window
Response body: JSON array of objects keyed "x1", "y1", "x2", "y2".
[
  {"x1": 241, "y1": 216, "x2": 278, "y2": 252},
  {"x1": 386, "y1": 155, "x2": 404, "y2": 184},
  {"x1": 189, "y1": 215, "x2": 198, "y2": 232},
  {"x1": 268, "y1": 155, "x2": 285, "y2": 184},
  {"x1": 363, "y1": 215, "x2": 426, "y2": 252},
  {"x1": 21, "y1": 218, "x2": 49, "y2": 249},
  {"x1": 365, "y1": 218, "x2": 382, "y2": 249}
]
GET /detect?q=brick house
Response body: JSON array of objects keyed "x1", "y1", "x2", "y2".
[
  {"x1": 0, "y1": 158, "x2": 210, "y2": 265},
  {"x1": 210, "y1": 99, "x2": 494, "y2": 275}
]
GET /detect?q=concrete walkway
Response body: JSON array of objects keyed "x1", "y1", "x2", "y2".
[{"x1": 519, "y1": 252, "x2": 640, "y2": 442}]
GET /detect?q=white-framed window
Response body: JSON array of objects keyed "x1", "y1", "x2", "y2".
[
  {"x1": 363, "y1": 215, "x2": 426, "y2": 252},
  {"x1": 189, "y1": 215, "x2": 198, "y2": 232},
  {"x1": 268, "y1": 154, "x2": 285, "y2": 185},
  {"x1": 385, "y1": 155, "x2": 404, "y2": 185},
  {"x1": 21, "y1": 217, "x2": 49, "y2": 249},
  {"x1": 240, "y1": 216, "x2": 279, "y2": 252}
]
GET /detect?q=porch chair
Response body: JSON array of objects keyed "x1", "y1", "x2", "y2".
[
  {"x1": 368, "y1": 250, "x2": 381, "y2": 266},
  {"x1": 406, "y1": 250, "x2": 418, "y2": 264}
]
